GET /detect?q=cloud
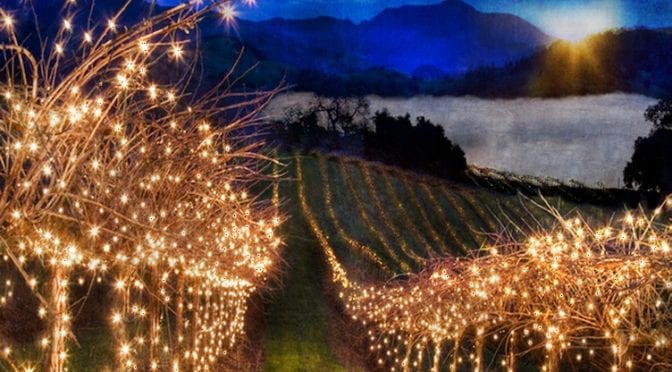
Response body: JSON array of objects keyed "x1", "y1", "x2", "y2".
[{"x1": 265, "y1": 93, "x2": 657, "y2": 187}]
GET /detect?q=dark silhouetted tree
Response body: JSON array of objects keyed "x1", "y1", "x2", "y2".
[
  {"x1": 274, "y1": 97, "x2": 370, "y2": 152},
  {"x1": 644, "y1": 99, "x2": 672, "y2": 130},
  {"x1": 624, "y1": 100, "x2": 672, "y2": 196},
  {"x1": 313, "y1": 96, "x2": 370, "y2": 136},
  {"x1": 364, "y1": 111, "x2": 467, "y2": 178},
  {"x1": 276, "y1": 107, "x2": 326, "y2": 151}
]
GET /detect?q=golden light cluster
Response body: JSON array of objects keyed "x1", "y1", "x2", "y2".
[
  {"x1": 0, "y1": 1, "x2": 279, "y2": 371},
  {"x1": 299, "y1": 156, "x2": 672, "y2": 371}
]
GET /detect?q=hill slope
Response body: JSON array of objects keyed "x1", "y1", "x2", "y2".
[
  {"x1": 262, "y1": 154, "x2": 619, "y2": 370},
  {"x1": 232, "y1": 0, "x2": 550, "y2": 77},
  {"x1": 203, "y1": 27, "x2": 672, "y2": 97},
  {"x1": 357, "y1": 0, "x2": 550, "y2": 75},
  {"x1": 293, "y1": 155, "x2": 614, "y2": 279}
]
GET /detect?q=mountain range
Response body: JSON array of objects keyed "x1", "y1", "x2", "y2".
[
  {"x1": 231, "y1": 0, "x2": 551, "y2": 77},
  {"x1": 5, "y1": 0, "x2": 672, "y2": 98}
]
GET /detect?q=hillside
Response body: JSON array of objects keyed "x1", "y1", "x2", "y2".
[
  {"x1": 358, "y1": 0, "x2": 550, "y2": 75},
  {"x1": 202, "y1": 27, "x2": 672, "y2": 98},
  {"x1": 430, "y1": 28, "x2": 672, "y2": 98},
  {"x1": 8, "y1": 1, "x2": 672, "y2": 98},
  {"x1": 233, "y1": 0, "x2": 549, "y2": 77},
  {"x1": 262, "y1": 154, "x2": 619, "y2": 370},
  {"x1": 294, "y1": 155, "x2": 615, "y2": 278}
]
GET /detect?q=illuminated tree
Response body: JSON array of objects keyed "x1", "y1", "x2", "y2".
[{"x1": 0, "y1": 1, "x2": 281, "y2": 370}]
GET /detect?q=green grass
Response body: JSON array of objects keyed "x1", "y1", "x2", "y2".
[
  {"x1": 68, "y1": 328, "x2": 115, "y2": 371},
  {"x1": 291, "y1": 154, "x2": 618, "y2": 278},
  {"x1": 1, "y1": 327, "x2": 114, "y2": 372},
  {"x1": 262, "y1": 157, "x2": 347, "y2": 372}
]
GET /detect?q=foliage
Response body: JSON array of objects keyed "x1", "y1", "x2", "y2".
[
  {"x1": 624, "y1": 99, "x2": 672, "y2": 197},
  {"x1": 470, "y1": 167, "x2": 642, "y2": 208},
  {"x1": 644, "y1": 99, "x2": 672, "y2": 130},
  {"x1": 363, "y1": 111, "x2": 468, "y2": 179},
  {"x1": 275, "y1": 96, "x2": 370, "y2": 153},
  {"x1": 624, "y1": 129, "x2": 672, "y2": 195},
  {"x1": 275, "y1": 98, "x2": 468, "y2": 180}
]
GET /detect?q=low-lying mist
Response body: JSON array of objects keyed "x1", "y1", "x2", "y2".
[{"x1": 264, "y1": 93, "x2": 656, "y2": 187}]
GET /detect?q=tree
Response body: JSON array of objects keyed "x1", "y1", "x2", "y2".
[
  {"x1": 624, "y1": 129, "x2": 672, "y2": 195},
  {"x1": 644, "y1": 99, "x2": 672, "y2": 130},
  {"x1": 364, "y1": 111, "x2": 467, "y2": 179},
  {"x1": 0, "y1": 1, "x2": 280, "y2": 370},
  {"x1": 276, "y1": 107, "x2": 326, "y2": 151},
  {"x1": 314, "y1": 96, "x2": 370, "y2": 136},
  {"x1": 624, "y1": 100, "x2": 672, "y2": 196},
  {"x1": 275, "y1": 96, "x2": 370, "y2": 152}
]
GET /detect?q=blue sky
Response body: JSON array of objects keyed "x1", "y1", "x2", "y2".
[{"x1": 155, "y1": 0, "x2": 672, "y2": 39}]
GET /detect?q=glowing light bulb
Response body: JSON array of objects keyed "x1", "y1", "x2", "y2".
[
  {"x1": 2, "y1": 14, "x2": 13, "y2": 29},
  {"x1": 219, "y1": 4, "x2": 238, "y2": 23}
]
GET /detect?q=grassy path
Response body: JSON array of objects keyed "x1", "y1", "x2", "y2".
[{"x1": 262, "y1": 158, "x2": 347, "y2": 372}]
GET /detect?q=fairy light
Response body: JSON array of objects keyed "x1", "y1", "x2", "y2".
[
  {"x1": 2, "y1": 14, "x2": 13, "y2": 29},
  {"x1": 0, "y1": 1, "x2": 281, "y2": 371},
  {"x1": 301, "y1": 155, "x2": 672, "y2": 371},
  {"x1": 171, "y1": 44, "x2": 183, "y2": 60},
  {"x1": 318, "y1": 158, "x2": 392, "y2": 275},
  {"x1": 338, "y1": 159, "x2": 412, "y2": 272},
  {"x1": 148, "y1": 84, "x2": 158, "y2": 100},
  {"x1": 219, "y1": 4, "x2": 238, "y2": 24}
]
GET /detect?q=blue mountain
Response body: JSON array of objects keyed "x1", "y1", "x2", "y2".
[
  {"x1": 6, "y1": 0, "x2": 550, "y2": 78},
  {"x1": 232, "y1": 0, "x2": 552, "y2": 77}
]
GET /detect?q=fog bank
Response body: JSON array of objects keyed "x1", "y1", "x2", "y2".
[{"x1": 264, "y1": 93, "x2": 657, "y2": 187}]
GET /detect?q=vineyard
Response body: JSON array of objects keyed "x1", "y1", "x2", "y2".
[
  {"x1": 264, "y1": 154, "x2": 627, "y2": 371},
  {"x1": 293, "y1": 154, "x2": 614, "y2": 279},
  {"x1": 2, "y1": 1, "x2": 671, "y2": 371}
]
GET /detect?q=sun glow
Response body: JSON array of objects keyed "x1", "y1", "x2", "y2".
[{"x1": 541, "y1": 7, "x2": 619, "y2": 42}]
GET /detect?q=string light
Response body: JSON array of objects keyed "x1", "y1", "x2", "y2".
[
  {"x1": 300, "y1": 155, "x2": 672, "y2": 371},
  {"x1": 0, "y1": 1, "x2": 281, "y2": 371},
  {"x1": 219, "y1": 4, "x2": 238, "y2": 24},
  {"x1": 1, "y1": 14, "x2": 13, "y2": 30}
]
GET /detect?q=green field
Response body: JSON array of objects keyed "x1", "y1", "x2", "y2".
[{"x1": 262, "y1": 153, "x2": 619, "y2": 370}]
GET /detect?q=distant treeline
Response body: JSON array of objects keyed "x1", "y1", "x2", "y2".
[
  {"x1": 274, "y1": 97, "x2": 467, "y2": 180},
  {"x1": 274, "y1": 97, "x2": 645, "y2": 208}
]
